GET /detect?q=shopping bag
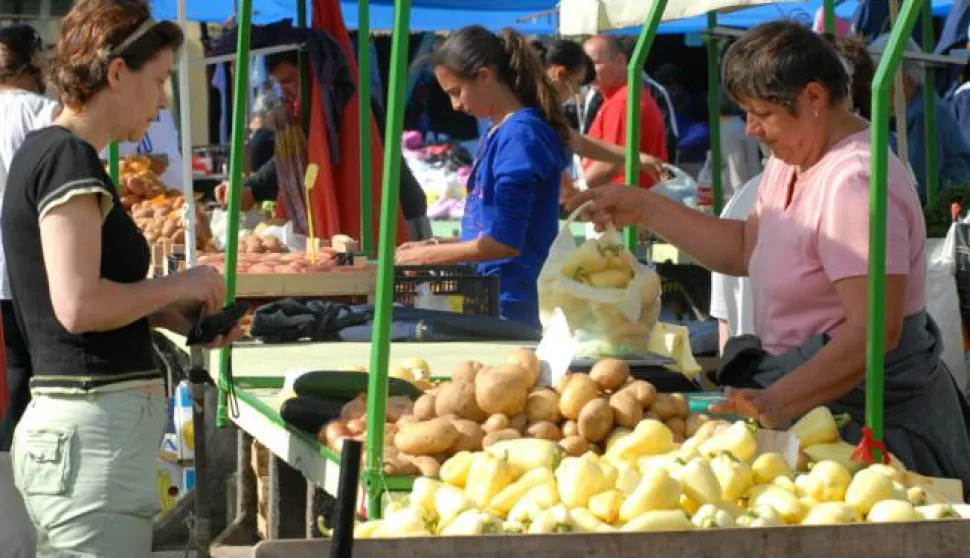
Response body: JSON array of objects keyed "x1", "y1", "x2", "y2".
[
  {"x1": 538, "y1": 203, "x2": 662, "y2": 358},
  {"x1": 929, "y1": 227, "x2": 968, "y2": 393}
]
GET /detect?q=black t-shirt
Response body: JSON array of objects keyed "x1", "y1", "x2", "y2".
[{"x1": 2, "y1": 126, "x2": 158, "y2": 391}]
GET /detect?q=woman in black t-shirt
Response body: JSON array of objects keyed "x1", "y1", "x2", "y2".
[{"x1": 2, "y1": 2, "x2": 238, "y2": 556}]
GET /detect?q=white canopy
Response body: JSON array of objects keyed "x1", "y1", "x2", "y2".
[{"x1": 558, "y1": 0, "x2": 805, "y2": 35}]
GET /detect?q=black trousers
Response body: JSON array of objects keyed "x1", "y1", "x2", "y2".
[{"x1": 0, "y1": 299, "x2": 31, "y2": 451}]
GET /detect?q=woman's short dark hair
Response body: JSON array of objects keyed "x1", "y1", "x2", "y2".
[
  {"x1": 0, "y1": 24, "x2": 44, "y2": 83},
  {"x1": 532, "y1": 38, "x2": 594, "y2": 85},
  {"x1": 50, "y1": 0, "x2": 183, "y2": 108},
  {"x1": 434, "y1": 25, "x2": 570, "y2": 144},
  {"x1": 722, "y1": 20, "x2": 849, "y2": 114}
]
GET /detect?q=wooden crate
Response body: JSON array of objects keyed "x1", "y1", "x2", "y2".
[{"x1": 233, "y1": 263, "x2": 376, "y2": 299}]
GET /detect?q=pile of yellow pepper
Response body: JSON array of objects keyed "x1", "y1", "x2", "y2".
[{"x1": 355, "y1": 407, "x2": 967, "y2": 537}]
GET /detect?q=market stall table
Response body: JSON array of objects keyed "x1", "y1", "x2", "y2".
[{"x1": 161, "y1": 333, "x2": 526, "y2": 540}]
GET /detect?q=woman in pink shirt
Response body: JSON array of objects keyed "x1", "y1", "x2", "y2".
[{"x1": 568, "y1": 21, "x2": 970, "y2": 489}]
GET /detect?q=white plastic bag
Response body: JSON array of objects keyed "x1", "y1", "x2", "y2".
[
  {"x1": 652, "y1": 164, "x2": 699, "y2": 205},
  {"x1": 538, "y1": 204, "x2": 662, "y2": 359},
  {"x1": 927, "y1": 231, "x2": 967, "y2": 393}
]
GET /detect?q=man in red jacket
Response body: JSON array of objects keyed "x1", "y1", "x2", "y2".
[{"x1": 582, "y1": 35, "x2": 668, "y2": 188}]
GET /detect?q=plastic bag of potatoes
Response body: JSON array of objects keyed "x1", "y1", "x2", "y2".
[{"x1": 537, "y1": 209, "x2": 661, "y2": 359}]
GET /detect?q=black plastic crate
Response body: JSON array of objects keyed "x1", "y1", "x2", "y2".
[{"x1": 394, "y1": 265, "x2": 500, "y2": 317}]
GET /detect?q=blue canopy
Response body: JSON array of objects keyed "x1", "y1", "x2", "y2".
[{"x1": 150, "y1": 0, "x2": 951, "y2": 34}]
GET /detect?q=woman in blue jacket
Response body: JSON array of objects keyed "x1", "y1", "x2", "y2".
[{"x1": 395, "y1": 26, "x2": 571, "y2": 328}]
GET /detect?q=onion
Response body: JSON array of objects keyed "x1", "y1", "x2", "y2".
[
  {"x1": 346, "y1": 418, "x2": 367, "y2": 436},
  {"x1": 324, "y1": 421, "x2": 352, "y2": 445}
]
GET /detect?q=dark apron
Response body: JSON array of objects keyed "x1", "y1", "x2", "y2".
[{"x1": 718, "y1": 311, "x2": 970, "y2": 499}]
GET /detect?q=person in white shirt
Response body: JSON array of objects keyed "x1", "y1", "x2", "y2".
[
  {"x1": 0, "y1": 24, "x2": 58, "y2": 454},
  {"x1": 114, "y1": 107, "x2": 185, "y2": 190}
]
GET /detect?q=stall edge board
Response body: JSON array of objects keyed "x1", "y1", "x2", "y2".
[
  {"x1": 231, "y1": 268, "x2": 377, "y2": 298},
  {"x1": 252, "y1": 520, "x2": 970, "y2": 558}
]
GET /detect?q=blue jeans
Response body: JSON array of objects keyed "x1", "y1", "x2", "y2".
[{"x1": 12, "y1": 390, "x2": 166, "y2": 557}]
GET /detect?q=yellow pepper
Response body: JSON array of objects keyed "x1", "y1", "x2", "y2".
[
  {"x1": 373, "y1": 507, "x2": 433, "y2": 538},
  {"x1": 570, "y1": 508, "x2": 616, "y2": 532},
  {"x1": 789, "y1": 407, "x2": 849, "y2": 449},
  {"x1": 438, "y1": 510, "x2": 504, "y2": 536},
  {"x1": 614, "y1": 462, "x2": 642, "y2": 494},
  {"x1": 679, "y1": 420, "x2": 722, "y2": 456},
  {"x1": 751, "y1": 485, "x2": 803, "y2": 524},
  {"x1": 440, "y1": 451, "x2": 476, "y2": 488},
  {"x1": 772, "y1": 475, "x2": 798, "y2": 495},
  {"x1": 528, "y1": 504, "x2": 574, "y2": 534},
  {"x1": 621, "y1": 510, "x2": 694, "y2": 532},
  {"x1": 486, "y1": 467, "x2": 555, "y2": 518},
  {"x1": 637, "y1": 452, "x2": 686, "y2": 475},
  {"x1": 606, "y1": 420, "x2": 675, "y2": 465},
  {"x1": 434, "y1": 483, "x2": 476, "y2": 530},
  {"x1": 691, "y1": 504, "x2": 736, "y2": 528},
  {"x1": 736, "y1": 505, "x2": 783, "y2": 527},
  {"x1": 465, "y1": 451, "x2": 515, "y2": 509},
  {"x1": 710, "y1": 451, "x2": 753, "y2": 502},
  {"x1": 619, "y1": 468, "x2": 682, "y2": 522},
  {"x1": 845, "y1": 467, "x2": 896, "y2": 515},
  {"x1": 353, "y1": 520, "x2": 383, "y2": 538},
  {"x1": 486, "y1": 439, "x2": 563, "y2": 477},
  {"x1": 502, "y1": 521, "x2": 526, "y2": 534},
  {"x1": 605, "y1": 428, "x2": 633, "y2": 453},
  {"x1": 916, "y1": 504, "x2": 960, "y2": 520},
  {"x1": 802, "y1": 441, "x2": 866, "y2": 474},
  {"x1": 588, "y1": 490, "x2": 625, "y2": 524},
  {"x1": 587, "y1": 269, "x2": 632, "y2": 289},
  {"x1": 907, "y1": 486, "x2": 929, "y2": 506},
  {"x1": 867, "y1": 500, "x2": 920, "y2": 523},
  {"x1": 801, "y1": 460, "x2": 852, "y2": 502},
  {"x1": 506, "y1": 482, "x2": 560, "y2": 524},
  {"x1": 674, "y1": 457, "x2": 723, "y2": 507},
  {"x1": 698, "y1": 421, "x2": 758, "y2": 462},
  {"x1": 600, "y1": 461, "x2": 619, "y2": 488},
  {"x1": 561, "y1": 241, "x2": 607, "y2": 279},
  {"x1": 680, "y1": 494, "x2": 701, "y2": 517},
  {"x1": 867, "y1": 463, "x2": 901, "y2": 482},
  {"x1": 408, "y1": 477, "x2": 443, "y2": 518},
  {"x1": 555, "y1": 454, "x2": 608, "y2": 508},
  {"x1": 801, "y1": 502, "x2": 861, "y2": 525},
  {"x1": 751, "y1": 452, "x2": 794, "y2": 485}
]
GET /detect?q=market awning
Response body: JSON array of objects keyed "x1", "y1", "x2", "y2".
[{"x1": 559, "y1": 0, "x2": 805, "y2": 35}]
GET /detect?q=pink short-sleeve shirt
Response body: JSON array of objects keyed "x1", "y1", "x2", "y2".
[{"x1": 748, "y1": 130, "x2": 927, "y2": 355}]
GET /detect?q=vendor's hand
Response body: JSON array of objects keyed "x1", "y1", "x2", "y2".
[
  {"x1": 395, "y1": 244, "x2": 435, "y2": 265},
  {"x1": 564, "y1": 184, "x2": 649, "y2": 232},
  {"x1": 172, "y1": 265, "x2": 226, "y2": 315},
  {"x1": 397, "y1": 239, "x2": 437, "y2": 251},
  {"x1": 214, "y1": 181, "x2": 255, "y2": 211},
  {"x1": 639, "y1": 153, "x2": 665, "y2": 182},
  {"x1": 708, "y1": 387, "x2": 788, "y2": 429}
]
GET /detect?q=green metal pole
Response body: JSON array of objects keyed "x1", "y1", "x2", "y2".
[
  {"x1": 706, "y1": 12, "x2": 723, "y2": 216},
  {"x1": 216, "y1": 0, "x2": 253, "y2": 429},
  {"x1": 297, "y1": 0, "x2": 311, "y2": 132},
  {"x1": 359, "y1": 0, "x2": 374, "y2": 256},
  {"x1": 823, "y1": 0, "x2": 836, "y2": 34},
  {"x1": 364, "y1": 0, "x2": 410, "y2": 519},
  {"x1": 624, "y1": 0, "x2": 668, "y2": 251},
  {"x1": 108, "y1": 143, "x2": 119, "y2": 186},
  {"x1": 868, "y1": 0, "x2": 922, "y2": 456},
  {"x1": 921, "y1": 0, "x2": 939, "y2": 208}
]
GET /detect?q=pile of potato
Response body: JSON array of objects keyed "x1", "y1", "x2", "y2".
[
  {"x1": 327, "y1": 349, "x2": 707, "y2": 478},
  {"x1": 238, "y1": 233, "x2": 289, "y2": 254},
  {"x1": 196, "y1": 251, "x2": 337, "y2": 274},
  {"x1": 129, "y1": 195, "x2": 213, "y2": 250}
]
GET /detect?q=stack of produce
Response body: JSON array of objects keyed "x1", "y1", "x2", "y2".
[
  {"x1": 196, "y1": 251, "x2": 338, "y2": 274},
  {"x1": 318, "y1": 350, "x2": 708, "y2": 484},
  {"x1": 353, "y1": 404, "x2": 967, "y2": 537},
  {"x1": 117, "y1": 155, "x2": 169, "y2": 208},
  {"x1": 129, "y1": 195, "x2": 213, "y2": 250}
]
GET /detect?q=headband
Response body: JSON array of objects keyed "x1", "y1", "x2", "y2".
[{"x1": 106, "y1": 18, "x2": 156, "y2": 58}]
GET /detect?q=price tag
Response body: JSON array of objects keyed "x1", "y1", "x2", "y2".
[{"x1": 535, "y1": 308, "x2": 576, "y2": 387}]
